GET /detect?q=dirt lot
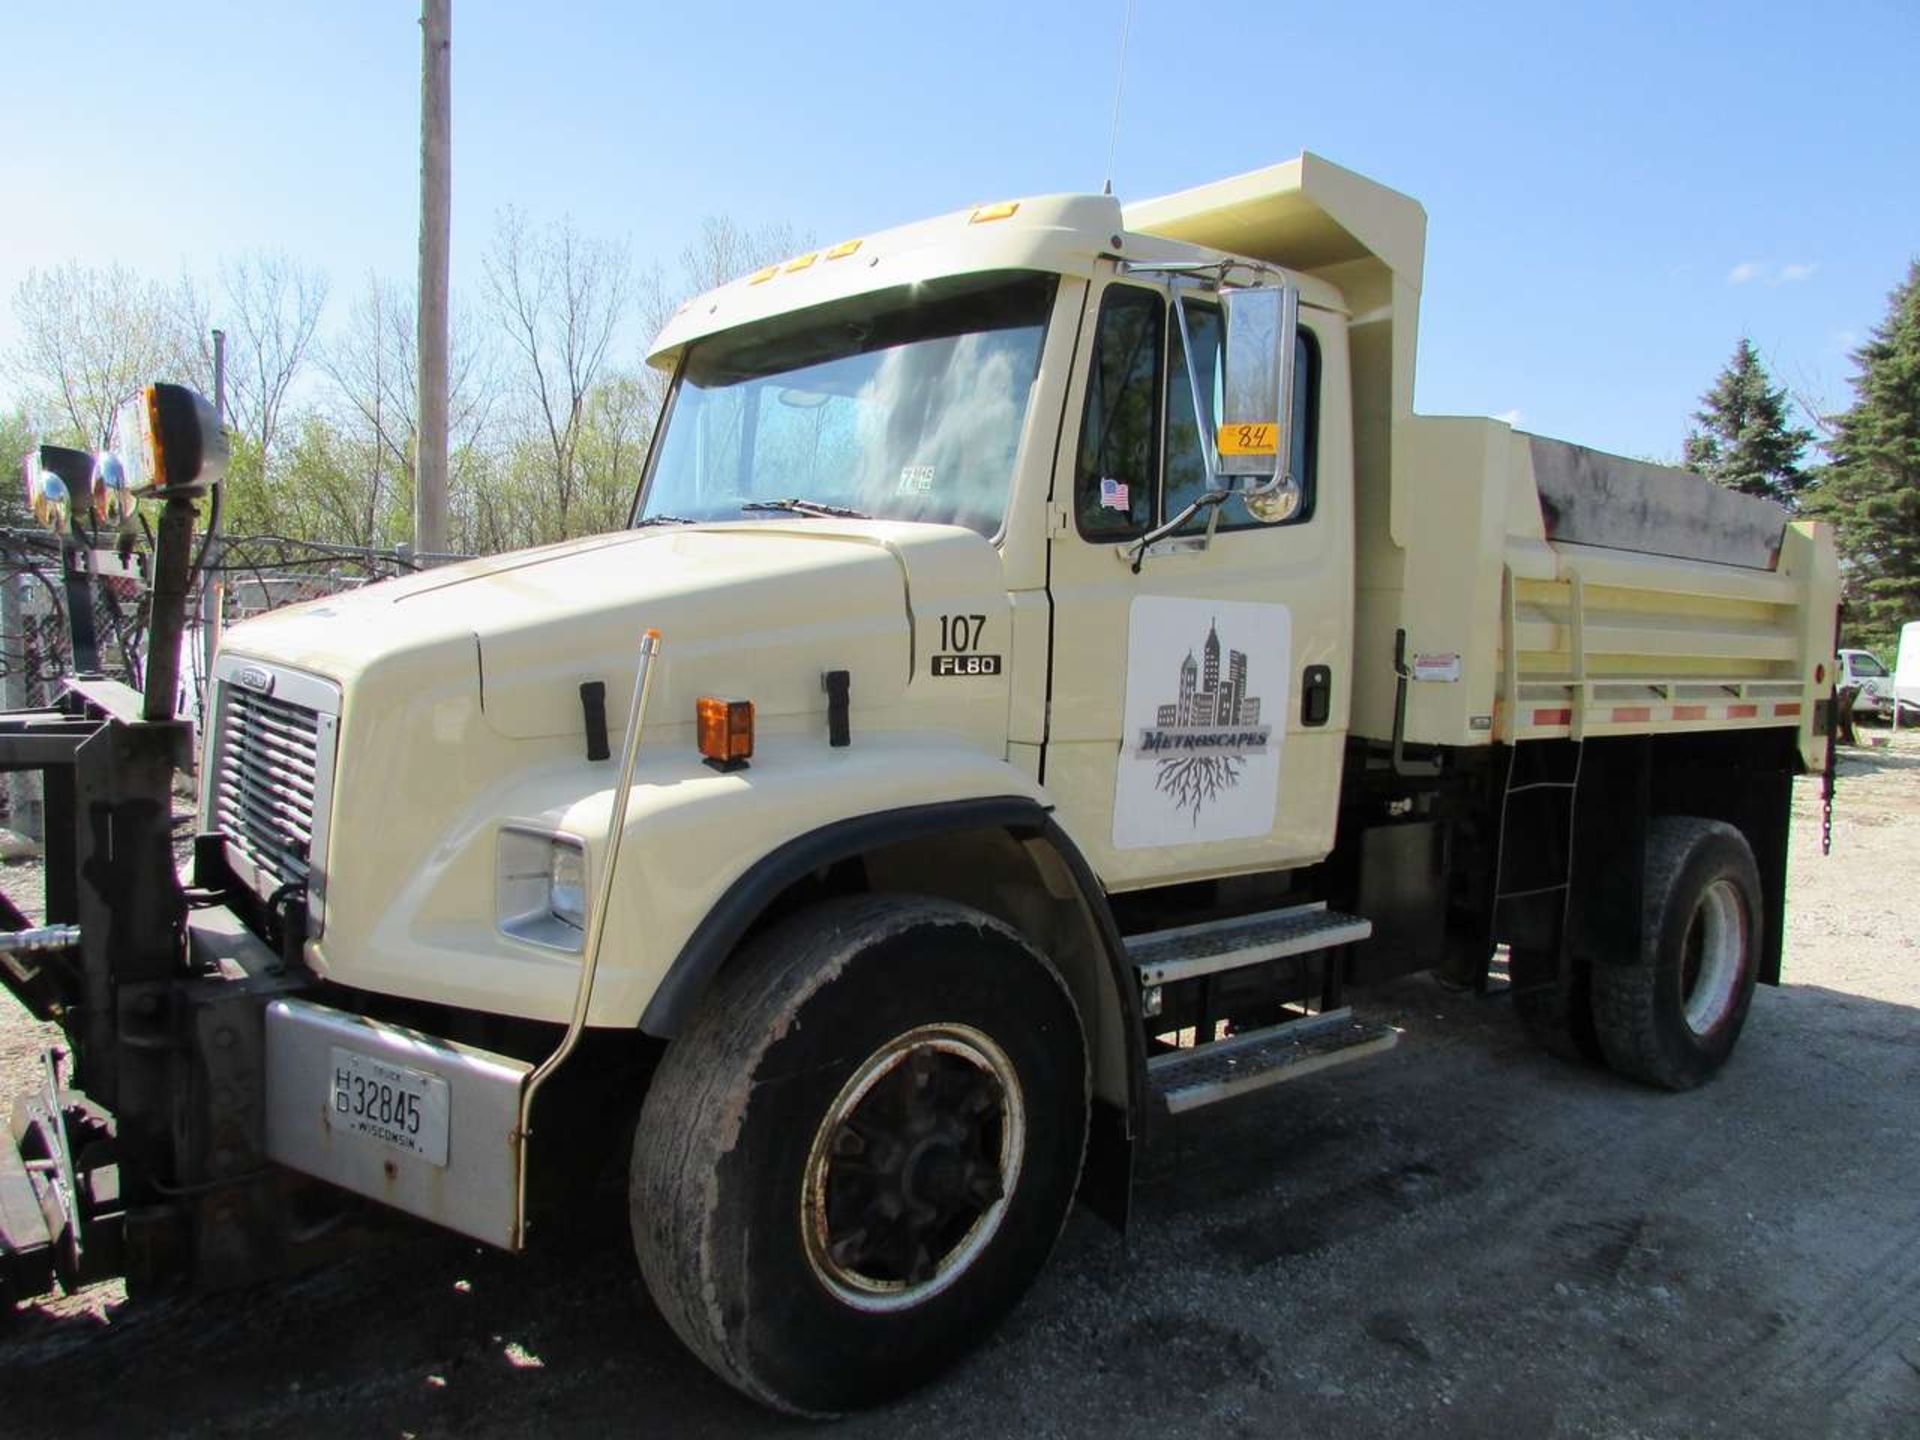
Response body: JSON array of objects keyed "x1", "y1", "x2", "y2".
[{"x1": 4, "y1": 733, "x2": 1917, "y2": 1437}]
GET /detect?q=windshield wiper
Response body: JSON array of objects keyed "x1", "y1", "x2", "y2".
[
  {"x1": 634, "y1": 514, "x2": 698, "y2": 527},
  {"x1": 740, "y1": 497, "x2": 870, "y2": 520}
]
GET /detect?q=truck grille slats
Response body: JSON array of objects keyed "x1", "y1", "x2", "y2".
[
  {"x1": 215, "y1": 687, "x2": 323, "y2": 896},
  {"x1": 218, "y1": 738, "x2": 316, "y2": 789},
  {"x1": 225, "y1": 715, "x2": 319, "y2": 772},
  {"x1": 217, "y1": 782, "x2": 312, "y2": 840}
]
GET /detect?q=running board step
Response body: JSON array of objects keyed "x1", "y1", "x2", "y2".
[
  {"x1": 1127, "y1": 902, "x2": 1373, "y2": 987},
  {"x1": 1148, "y1": 1010, "x2": 1400, "y2": 1114}
]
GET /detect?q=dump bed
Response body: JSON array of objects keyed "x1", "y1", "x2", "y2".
[
  {"x1": 1368, "y1": 415, "x2": 1836, "y2": 769},
  {"x1": 1127, "y1": 153, "x2": 1840, "y2": 768}
]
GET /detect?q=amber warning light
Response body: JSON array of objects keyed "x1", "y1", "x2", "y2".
[{"x1": 697, "y1": 696, "x2": 754, "y2": 771}]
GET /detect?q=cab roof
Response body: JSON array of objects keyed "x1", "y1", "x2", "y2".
[{"x1": 642, "y1": 168, "x2": 1366, "y2": 370}]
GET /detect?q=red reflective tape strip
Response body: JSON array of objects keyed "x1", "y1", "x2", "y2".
[
  {"x1": 1610, "y1": 706, "x2": 1651, "y2": 723},
  {"x1": 1532, "y1": 708, "x2": 1572, "y2": 726},
  {"x1": 1673, "y1": 705, "x2": 1707, "y2": 720},
  {"x1": 1728, "y1": 703, "x2": 1758, "y2": 719},
  {"x1": 1774, "y1": 702, "x2": 1802, "y2": 717}
]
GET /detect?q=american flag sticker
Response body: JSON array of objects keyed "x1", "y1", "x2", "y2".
[{"x1": 1099, "y1": 477, "x2": 1130, "y2": 510}]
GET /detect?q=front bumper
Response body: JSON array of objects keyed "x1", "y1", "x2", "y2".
[{"x1": 264, "y1": 998, "x2": 531, "y2": 1250}]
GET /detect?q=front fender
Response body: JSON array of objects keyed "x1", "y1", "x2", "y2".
[
  {"x1": 633, "y1": 793, "x2": 1063, "y2": 1037},
  {"x1": 313, "y1": 731, "x2": 1058, "y2": 1028},
  {"x1": 544, "y1": 734, "x2": 1056, "y2": 1028}
]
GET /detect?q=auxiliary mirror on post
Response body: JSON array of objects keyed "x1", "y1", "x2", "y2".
[{"x1": 1219, "y1": 283, "x2": 1301, "y2": 523}]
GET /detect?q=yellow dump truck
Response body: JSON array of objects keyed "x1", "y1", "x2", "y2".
[{"x1": 2, "y1": 154, "x2": 1839, "y2": 1414}]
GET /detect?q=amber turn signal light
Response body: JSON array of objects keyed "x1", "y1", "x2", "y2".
[{"x1": 697, "y1": 696, "x2": 754, "y2": 771}]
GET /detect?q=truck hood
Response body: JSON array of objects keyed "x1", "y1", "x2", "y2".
[{"x1": 220, "y1": 520, "x2": 1002, "y2": 741}]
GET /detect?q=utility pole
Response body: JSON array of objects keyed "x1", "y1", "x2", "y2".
[
  {"x1": 212, "y1": 327, "x2": 227, "y2": 424},
  {"x1": 415, "y1": 0, "x2": 452, "y2": 555}
]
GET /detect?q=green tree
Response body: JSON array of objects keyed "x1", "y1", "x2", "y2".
[
  {"x1": 1, "y1": 407, "x2": 36, "y2": 528},
  {"x1": 1683, "y1": 338, "x2": 1815, "y2": 506},
  {"x1": 483, "y1": 210, "x2": 630, "y2": 540},
  {"x1": 1809, "y1": 261, "x2": 1920, "y2": 652},
  {"x1": 5, "y1": 262, "x2": 196, "y2": 449}
]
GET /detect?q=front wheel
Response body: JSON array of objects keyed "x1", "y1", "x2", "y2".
[
  {"x1": 1592, "y1": 817, "x2": 1762, "y2": 1090},
  {"x1": 631, "y1": 895, "x2": 1088, "y2": 1415}
]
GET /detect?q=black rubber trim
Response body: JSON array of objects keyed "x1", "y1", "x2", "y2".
[
  {"x1": 637, "y1": 799, "x2": 1143, "y2": 1095},
  {"x1": 579, "y1": 681, "x2": 610, "y2": 763},
  {"x1": 822, "y1": 670, "x2": 850, "y2": 748}
]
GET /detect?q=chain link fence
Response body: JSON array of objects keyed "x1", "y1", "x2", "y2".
[{"x1": 0, "y1": 530, "x2": 468, "y2": 839}]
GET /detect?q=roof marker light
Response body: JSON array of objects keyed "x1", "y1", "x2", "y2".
[
  {"x1": 969, "y1": 201, "x2": 1020, "y2": 224},
  {"x1": 825, "y1": 239, "x2": 862, "y2": 260}
]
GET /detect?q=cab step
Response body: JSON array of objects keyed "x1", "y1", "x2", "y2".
[
  {"x1": 1148, "y1": 1009, "x2": 1400, "y2": 1114},
  {"x1": 1127, "y1": 902, "x2": 1373, "y2": 987}
]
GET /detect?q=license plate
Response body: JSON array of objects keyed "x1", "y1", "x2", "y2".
[{"x1": 327, "y1": 1047, "x2": 451, "y2": 1167}]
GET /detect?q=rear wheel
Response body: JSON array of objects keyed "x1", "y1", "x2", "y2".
[
  {"x1": 1592, "y1": 818, "x2": 1762, "y2": 1090},
  {"x1": 631, "y1": 895, "x2": 1088, "y2": 1415}
]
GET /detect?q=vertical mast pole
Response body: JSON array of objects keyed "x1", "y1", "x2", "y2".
[{"x1": 415, "y1": 0, "x2": 452, "y2": 555}]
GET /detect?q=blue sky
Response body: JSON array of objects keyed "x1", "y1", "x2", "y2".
[{"x1": 3, "y1": 0, "x2": 1915, "y2": 461}]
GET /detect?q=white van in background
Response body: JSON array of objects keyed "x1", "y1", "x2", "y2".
[
  {"x1": 1895, "y1": 623, "x2": 1920, "y2": 726},
  {"x1": 1842, "y1": 635, "x2": 1920, "y2": 724},
  {"x1": 1840, "y1": 647, "x2": 1897, "y2": 717}
]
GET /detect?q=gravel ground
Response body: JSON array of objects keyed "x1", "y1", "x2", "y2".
[{"x1": 3, "y1": 732, "x2": 1917, "y2": 1437}]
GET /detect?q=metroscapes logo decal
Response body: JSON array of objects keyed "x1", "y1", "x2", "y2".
[
  {"x1": 1113, "y1": 597, "x2": 1290, "y2": 849},
  {"x1": 1135, "y1": 619, "x2": 1272, "y2": 815}
]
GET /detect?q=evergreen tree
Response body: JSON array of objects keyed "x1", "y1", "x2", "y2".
[
  {"x1": 1810, "y1": 261, "x2": 1920, "y2": 652},
  {"x1": 1683, "y1": 338, "x2": 1815, "y2": 506}
]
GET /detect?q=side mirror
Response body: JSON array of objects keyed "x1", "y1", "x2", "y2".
[
  {"x1": 27, "y1": 469, "x2": 71, "y2": 533},
  {"x1": 91, "y1": 451, "x2": 134, "y2": 524},
  {"x1": 28, "y1": 444, "x2": 94, "y2": 535},
  {"x1": 1219, "y1": 284, "x2": 1301, "y2": 523}
]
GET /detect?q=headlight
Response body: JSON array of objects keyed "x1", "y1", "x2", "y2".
[
  {"x1": 113, "y1": 382, "x2": 228, "y2": 497},
  {"x1": 497, "y1": 828, "x2": 589, "y2": 950},
  {"x1": 547, "y1": 841, "x2": 587, "y2": 930}
]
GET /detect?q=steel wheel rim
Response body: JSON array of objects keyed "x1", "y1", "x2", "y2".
[
  {"x1": 1681, "y1": 878, "x2": 1746, "y2": 1035},
  {"x1": 802, "y1": 1023, "x2": 1024, "y2": 1313}
]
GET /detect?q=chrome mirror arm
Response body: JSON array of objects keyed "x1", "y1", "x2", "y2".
[
  {"x1": 1169, "y1": 291, "x2": 1217, "y2": 494},
  {"x1": 1127, "y1": 489, "x2": 1231, "y2": 574}
]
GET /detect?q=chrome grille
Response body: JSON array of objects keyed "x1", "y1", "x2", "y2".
[{"x1": 215, "y1": 687, "x2": 321, "y2": 898}]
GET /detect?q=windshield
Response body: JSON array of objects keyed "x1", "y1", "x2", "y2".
[{"x1": 637, "y1": 270, "x2": 1057, "y2": 537}]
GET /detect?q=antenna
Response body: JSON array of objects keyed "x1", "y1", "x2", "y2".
[{"x1": 1101, "y1": 0, "x2": 1136, "y2": 197}]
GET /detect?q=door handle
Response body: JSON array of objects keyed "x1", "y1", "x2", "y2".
[{"x1": 1301, "y1": 665, "x2": 1332, "y2": 726}]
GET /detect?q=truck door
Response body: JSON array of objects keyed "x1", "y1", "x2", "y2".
[{"x1": 1041, "y1": 271, "x2": 1353, "y2": 889}]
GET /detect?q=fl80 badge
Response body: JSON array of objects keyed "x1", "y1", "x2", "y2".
[{"x1": 933, "y1": 613, "x2": 1002, "y2": 678}]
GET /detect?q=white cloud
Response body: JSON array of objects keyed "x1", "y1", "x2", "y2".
[
  {"x1": 1727, "y1": 260, "x2": 1818, "y2": 287},
  {"x1": 1493, "y1": 408, "x2": 1523, "y2": 428}
]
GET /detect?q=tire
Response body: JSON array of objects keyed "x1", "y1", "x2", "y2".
[
  {"x1": 631, "y1": 894, "x2": 1089, "y2": 1415},
  {"x1": 1591, "y1": 817, "x2": 1762, "y2": 1091},
  {"x1": 1509, "y1": 945, "x2": 1604, "y2": 1065}
]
